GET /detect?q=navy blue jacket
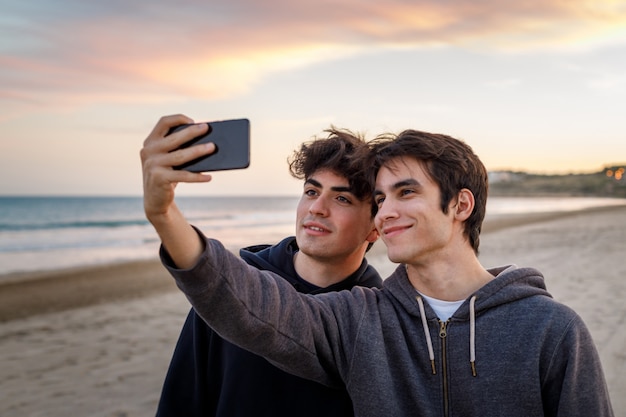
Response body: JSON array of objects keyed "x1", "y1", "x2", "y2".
[{"x1": 155, "y1": 236, "x2": 382, "y2": 416}]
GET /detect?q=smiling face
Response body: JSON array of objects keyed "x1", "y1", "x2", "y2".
[
  {"x1": 374, "y1": 156, "x2": 458, "y2": 265},
  {"x1": 295, "y1": 169, "x2": 377, "y2": 264}
]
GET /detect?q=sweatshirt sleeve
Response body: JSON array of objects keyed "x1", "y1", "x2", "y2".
[
  {"x1": 160, "y1": 232, "x2": 360, "y2": 388},
  {"x1": 541, "y1": 313, "x2": 614, "y2": 417}
]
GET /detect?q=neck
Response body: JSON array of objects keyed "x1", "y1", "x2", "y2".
[
  {"x1": 405, "y1": 249, "x2": 493, "y2": 301},
  {"x1": 293, "y1": 251, "x2": 364, "y2": 288}
]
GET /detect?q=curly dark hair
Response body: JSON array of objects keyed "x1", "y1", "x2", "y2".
[
  {"x1": 288, "y1": 127, "x2": 375, "y2": 215},
  {"x1": 368, "y1": 129, "x2": 488, "y2": 254}
]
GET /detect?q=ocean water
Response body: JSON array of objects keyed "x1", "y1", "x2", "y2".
[
  {"x1": 0, "y1": 196, "x2": 299, "y2": 276},
  {"x1": 1, "y1": 195, "x2": 625, "y2": 276}
]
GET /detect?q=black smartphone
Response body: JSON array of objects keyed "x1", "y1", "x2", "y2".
[{"x1": 168, "y1": 118, "x2": 250, "y2": 172}]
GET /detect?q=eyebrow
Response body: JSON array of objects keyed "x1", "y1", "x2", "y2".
[
  {"x1": 305, "y1": 178, "x2": 353, "y2": 194},
  {"x1": 374, "y1": 178, "x2": 421, "y2": 196}
]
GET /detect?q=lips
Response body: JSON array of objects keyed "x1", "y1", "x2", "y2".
[
  {"x1": 303, "y1": 221, "x2": 330, "y2": 234},
  {"x1": 381, "y1": 224, "x2": 411, "y2": 238}
]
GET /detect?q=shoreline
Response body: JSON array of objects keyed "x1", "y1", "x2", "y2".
[
  {"x1": 1, "y1": 203, "x2": 625, "y2": 322},
  {"x1": 0, "y1": 259, "x2": 175, "y2": 322}
]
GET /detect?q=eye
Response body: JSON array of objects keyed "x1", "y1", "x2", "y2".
[
  {"x1": 336, "y1": 195, "x2": 352, "y2": 204},
  {"x1": 400, "y1": 188, "x2": 415, "y2": 197},
  {"x1": 375, "y1": 195, "x2": 385, "y2": 206},
  {"x1": 304, "y1": 188, "x2": 317, "y2": 196}
]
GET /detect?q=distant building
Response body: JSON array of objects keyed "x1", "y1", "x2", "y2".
[
  {"x1": 604, "y1": 166, "x2": 624, "y2": 182},
  {"x1": 488, "y1": 171, "x2": 523, "y2": 183}
]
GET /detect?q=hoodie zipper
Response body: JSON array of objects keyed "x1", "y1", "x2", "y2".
[{"x1": 439, "y1": 320, "x2": 449, "y2": 417}]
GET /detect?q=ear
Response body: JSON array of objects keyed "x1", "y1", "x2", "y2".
[
  {"x1": 454, "y1": 189, "x2": 475, "y2": 221},
  {"x1": 366, "y1": 226, "x2": 379, "y2": 243}
]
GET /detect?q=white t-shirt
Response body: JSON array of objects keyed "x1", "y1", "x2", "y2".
[{"x1": 418, "y1": 292, "x2": 465, "y2": 321}]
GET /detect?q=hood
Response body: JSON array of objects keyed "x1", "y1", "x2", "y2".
[
  {"x1": 239, "y1": 236, "x2": 383, "y2": 294},
  {"x1": 384, "y1": 264, "x2": 550, "y2": 319},
  {"x1": 383, "y1": 263, "x2": 551, "y2": 377}
]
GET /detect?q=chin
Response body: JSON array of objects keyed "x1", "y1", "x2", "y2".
[
  {"x1": 299, "y1": 241, "x2": 330, "y2": 257},
  {"x1": 385, "y1": 248, "x2": 407, "y2": 264}
]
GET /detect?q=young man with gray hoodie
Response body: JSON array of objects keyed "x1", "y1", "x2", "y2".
[{"x1": 142, "y1": 117, "x2": 614, "y2": 417}]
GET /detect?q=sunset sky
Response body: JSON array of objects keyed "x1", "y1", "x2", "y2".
[{"x1": 2, "y1": 0, "x2": 626, "y2": 196}]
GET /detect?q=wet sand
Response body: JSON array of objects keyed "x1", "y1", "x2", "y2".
[{"x1": 1, "y1": 205, "x2": 624, "y2": 416}]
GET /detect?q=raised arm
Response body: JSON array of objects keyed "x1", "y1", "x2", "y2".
[{"x1": 140, "y1": 114, "x2": 214, "y2": 269}]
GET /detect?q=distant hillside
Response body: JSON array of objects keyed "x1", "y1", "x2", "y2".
[{"x1": 488, "y1": 164, "x2": 626, "y2": 198}]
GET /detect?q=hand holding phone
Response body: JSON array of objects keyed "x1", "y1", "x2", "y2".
[{"x1": 168, "y1": 118, "x2": 250, "y2": 172}]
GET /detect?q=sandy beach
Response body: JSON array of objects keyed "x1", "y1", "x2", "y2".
[{"x1": 1, "y1": 204, "x2": 625, "y2": 416}]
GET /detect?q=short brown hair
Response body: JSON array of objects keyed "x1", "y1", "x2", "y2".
[
  {"x1": 289, "y1": 127, "x2": 374, "y2": 211},
  {"x1": 369, "y1": 130, "x2": 488, "y2": 254}
]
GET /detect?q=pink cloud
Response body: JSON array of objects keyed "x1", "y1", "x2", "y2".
[{"x1": 2, "y1": 0, "x2": 625, "y2": 117}]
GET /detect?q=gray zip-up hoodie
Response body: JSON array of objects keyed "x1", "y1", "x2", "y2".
[{"x1": 163, "y1": 234, "x2": 614, "y2": 417}]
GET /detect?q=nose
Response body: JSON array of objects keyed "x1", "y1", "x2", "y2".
[
  {"x1": 375, "y1": 198, "x2": 397, "y2": 224},
  {"x1": 309, "y1": 196, "x2": 329, "y2": 217}
]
